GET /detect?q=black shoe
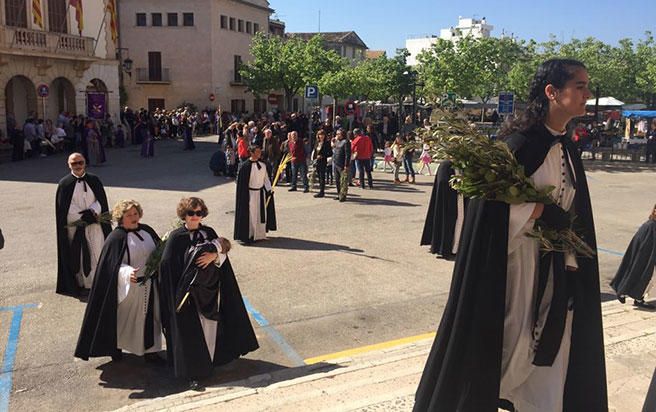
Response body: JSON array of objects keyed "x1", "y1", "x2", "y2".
[
  {"x1": 617, "y1": 294, "x2": 626, "y2": 304},
  {"x1": 288, "y1": 187, "x2": 297, "y2": 192},
  {"x1": 339, "y1": 198, "x2": 346, "y2": 202},
  {"x1": 303, "y1": 188, "x2": 309, "y2": 193},
  {"x1": 314, "y1": 193, "x2": 324, "y2": 198},
  {"x1": 188, "y1": 380, "x2": 205, "y2": 391},
  {"x1": 111, "y1": 350, "x2": 123, "y2": 362},
  {"x1": 634, "y1": 299, "x2": 656, "y2": 310}
]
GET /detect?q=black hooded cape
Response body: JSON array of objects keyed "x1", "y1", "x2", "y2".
[
  {"x1": 414, "y1": 124, "x2": 607, "y2": 412},
  {"x1": 55, "y1": 173, "x2": 112, "y2": 296},
  {"x1": 420, "y1": 160, "x2": 467, "y2": 259},
  {"x1": 610, "y1": 219, "x2": 656, "y2": 300},
  {"x1": 159, "y1": 225, "x2": 259, "y2": 379},
  {"x1": 234, "y1": 160, "x2": 277, "y2": 242},
  {"x1": 74, "y1": 224, "x2": 161, "y2": 360}
]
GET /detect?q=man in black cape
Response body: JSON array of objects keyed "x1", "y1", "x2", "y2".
[
  {"x1": 159, "y1": 225, "x2": 259, "y2": 383},
  {"x1": 420, "y1": 160, "x2": 467, "y2": 259},
  {"x1": 75, "y1": 224, "x2": 161, "y2": 360},
  {"x1": 55, "y1": 153, "x2": 112, "y2": 296},
  {"x1": 234, "y1": 145, "x2": 277, "y2": 244},
  {"x1": 414, "y1": 124, "x2": 607, "y2": 411},
  {"x1": 610, "y1": 204, "x2": 656, "y2": 309}
]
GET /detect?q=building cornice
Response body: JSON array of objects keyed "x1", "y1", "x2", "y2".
[{"x1": 230, "y1": 0, "x2": 274, "y2": 13}]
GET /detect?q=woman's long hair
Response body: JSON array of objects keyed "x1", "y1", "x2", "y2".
[{"x1": 499, "y1": 58, "x2": 586, "y2": 138}]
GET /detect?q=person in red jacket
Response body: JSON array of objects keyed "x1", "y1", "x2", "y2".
[
  {"x1": 351, "y1": 128, "x2": 374, "y2": 189},
  {"x1": 288, "y1": 131, "x2": 309, "y2": 192}
]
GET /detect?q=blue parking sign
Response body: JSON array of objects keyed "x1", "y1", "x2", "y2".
[
  {"x1": 305, "y1": 85, "x2": 319, "y2": 99},
  {"x1": 498, "y1": 92, "x2": 514, "y2": 114}
]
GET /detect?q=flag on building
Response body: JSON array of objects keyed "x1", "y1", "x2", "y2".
[
  {"x1": 69, "y1": 0, "x2": 84, "y2": 35},
  {"x1": 106, "y1": 0, "x2": 118, "y2": 44},
  {"x1": 32, "y1": 0, "x2": 44, "y2": 29}
]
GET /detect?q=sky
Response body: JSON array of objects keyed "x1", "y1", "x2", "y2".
[{"x1": 271, "y1": 0, "x2": 655, "y2": 55}]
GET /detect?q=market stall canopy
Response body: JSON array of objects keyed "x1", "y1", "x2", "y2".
[
  {"x1": 586, "y1": 96, "x2": 625, "y2": 107},
  {"x1": 622, "y1": 103, "x2": 647, "y2": 110},
  {"x1": 622, "y1": 110, "x2": 656, "y2": 118}
]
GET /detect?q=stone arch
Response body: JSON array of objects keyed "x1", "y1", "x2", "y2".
[
  {"x1": 87, "y1": 78, "x2": 108, "y2": 93},
  {"x1": 48, "y1": 77, "x2": 76, "y2": 121},
  {"x1": 5, "y1": 75, "x2": 37, "y2": 127}
]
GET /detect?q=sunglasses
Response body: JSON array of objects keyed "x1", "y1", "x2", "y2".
[
  {"x1": 70, "y1": 161, "x2": 85, "y2": 166},
  {"x1": 186, "y1": 210, "x2": 204, "y2": 217}
]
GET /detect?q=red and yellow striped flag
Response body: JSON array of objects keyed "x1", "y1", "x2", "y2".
[
  {"x1": 32, "y1": 0, "x2": 44, "y2": 29},
  {"x1": 69, "y1": 0, "x2": 84, "y2": 35},
  {"x1": 106, "y1": 0, "x2": 118, "y2": 44}
]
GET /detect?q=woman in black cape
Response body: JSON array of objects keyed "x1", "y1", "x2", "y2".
[
  {"x1": 159, "y1": 197, "x2": 258, "y2": 390},
  {"x1": 75, "y1": 200, "x2": 162, "y2": 362},
  {"x1": 610, "y1": 204, "x2": 656, "y2": 309},
  {"x1": 414, "y1": 59, "x2": 608, "y2": 411}
]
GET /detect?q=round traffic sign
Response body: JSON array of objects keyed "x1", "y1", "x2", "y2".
[{"x1": 37, "y1": 84, "x2": 49, "y2": 98}]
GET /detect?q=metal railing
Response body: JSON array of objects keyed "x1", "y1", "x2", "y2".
[
  {"x1": 0, "y1": 25, "x2": 94, "y2": 57},
  {"x1": 136, "y1": 68, "x2": 171, "y2": 83}
]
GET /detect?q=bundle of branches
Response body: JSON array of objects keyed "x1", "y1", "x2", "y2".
[
  {"x1": 67, "y1": 211, "x2": 113, "y2": 228},
  {"x1": 413, "y1": 110, "x2": 595, "y2": 258},
  {"x1": 142, "y1": 220, "x2": 184, "y2": 284}
]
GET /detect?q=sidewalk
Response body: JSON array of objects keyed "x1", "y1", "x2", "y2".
[{"x1": 114, "y1": 300, "x2": 656, "y2": 412}]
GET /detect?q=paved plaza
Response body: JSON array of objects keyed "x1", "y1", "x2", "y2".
[{"x1": 0, "y1": 136, "x2": 654, "y2": 411}]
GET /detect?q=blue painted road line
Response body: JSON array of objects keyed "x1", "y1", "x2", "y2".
[
  {"x1": 598, "y1": 247, "x2": 624, "y2": 257},
  {"x1": 0, "y1": 304, "x2": 38, "y2": 412},
  {"x1": 242, "y1": 297, "x2": 305, "y2": 367}
]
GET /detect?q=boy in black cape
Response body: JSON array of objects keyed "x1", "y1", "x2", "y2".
[
  {"x1": 55, "y1": 153, "x2": 112, "y2": 296},
  {"x1": 160, "y1": 198, "x2": 258, "y2": 389},
  {"x1": 414, "y1": 59, "x2": 607, "y2": 411},
  {"x1": 234, "y1": 145, "x2": 277, "y2": 244},
  {"x1": 610, "y1": 204, "x2": 656, "y2": 309},
  {"x1": 420, "y1": 160, "x2": 467, "y2": 259}
]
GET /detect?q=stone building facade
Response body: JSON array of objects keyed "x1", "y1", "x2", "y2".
[
  {"x1": 1, "y1": 0, "x2": 120, "y2": 136},
  {"x1": 118, "y1": 0, "x2": 273, "y2": 114}
]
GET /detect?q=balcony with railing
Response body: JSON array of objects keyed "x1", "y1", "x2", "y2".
[
  {"x1": 136, "y1": 68, "x2": 171, "y2": 84},
  {"x1": 0, "y1": 25, "x2": 95, "y2": 58}
]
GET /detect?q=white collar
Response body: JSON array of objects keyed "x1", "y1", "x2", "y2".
[
  {"x1": 72, "y1": 171, "x2": 87, "y2": 179},
  {"x1": 544, "y1": 123, "x2": 566, "y2": 136}
]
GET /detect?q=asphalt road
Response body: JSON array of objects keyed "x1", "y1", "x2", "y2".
[{"x1": 0, "y1": 136, "x2": 653, "y2": 411}]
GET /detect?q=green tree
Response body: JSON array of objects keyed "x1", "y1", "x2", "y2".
[{"x1": 240, "y1": 33, "x2": 343, "y2": 111}]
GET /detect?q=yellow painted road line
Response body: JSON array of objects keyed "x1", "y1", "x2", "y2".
[{"x1": 304, "y1": 332, "x2": 436, "y2": 365}]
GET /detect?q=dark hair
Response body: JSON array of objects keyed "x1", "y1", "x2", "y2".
[
  {"x1": 499, "y1": 58, "x2": 586, "y2": 137},
  {"x1": 176, "y1": 197, "x2": 208, "y2": 220},
  {"x1": 248, "y1": 144, "x2": 261, "y2": 153}
]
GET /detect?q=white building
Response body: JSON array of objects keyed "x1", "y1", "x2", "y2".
[
  {"x1": 406, "y1": 16, "x2": 494, "y2": 66},
  {"x1": 1, "y1": 0, "x2": 120, "y2": 135},
  {"x1": 439, "y1": 17, "x2": 493, "y2": 41},
  {"x1": 406, "y1": 36, "x2": 438, "y2": 66}
]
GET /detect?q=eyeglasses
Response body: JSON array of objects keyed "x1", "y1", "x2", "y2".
[
  {"x1": 186, "y1": 210, "x2": 204, "y2": 217},
  {"x1": 70, "y1": 161, "x2": 85, "y2": 166}
]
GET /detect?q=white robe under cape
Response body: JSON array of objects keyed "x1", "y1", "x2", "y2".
[
  {"x1": 116, "y1": 229, "x2": 163, "y2": 356},
  {"x1": 66, "y1": 174, "x2": 105, "y2": 289},
  {"x1": 248, "y1": 161, "x2": 272, "y2": 241},
  {"x1": 499, "y1": 126, "x2": 578, "y2": 412}
]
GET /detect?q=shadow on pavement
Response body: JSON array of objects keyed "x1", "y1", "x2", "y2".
[
  {"x1": 96, "y1": 356, "x2": 342, "y2": 401},
  {"x1": 583, "y1": 160, "x2": 656, "y2": 173},
  {"x1": 346, "y1": 197, "x2": 420, "y2": 207},
  {"x1": 96, "y1": 356, "x2": 296, "y2": 400},
  {"x1": 251, "y1": 236, "x2": 397, "y2": 263},
  {"x1": 0, "y1": 139, "x2": 232, "y2": 192}
]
